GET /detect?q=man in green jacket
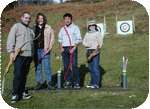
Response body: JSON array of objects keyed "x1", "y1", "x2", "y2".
[{"x1": 7, "y1": 12, "x2": 35, "y2": 103}]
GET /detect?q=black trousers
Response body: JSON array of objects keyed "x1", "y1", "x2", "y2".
[{"x1": 12, "y1": 56, "x2": 32, "y2": 97}]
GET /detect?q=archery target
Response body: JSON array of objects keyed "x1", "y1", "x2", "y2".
[
  {"x1": 97, "y1": 23, "x2": 104, "y2": 39},
  {"x1": 97, "y1": 26, "x2": 101, "y2": 32},
  {"x1": 117, "y1": 20, "x2": 133, "y2": 35},
  {"x1": 120, "y1": 23, "x2": 130, "y2": 32}
]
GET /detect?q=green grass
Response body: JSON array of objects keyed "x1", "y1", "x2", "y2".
[
  {"x1": 2, "y1": 91, "x2": 148, "y2": 108},
  {"x1": 1, "y1": 1, "x2": 149, "y2": 108}
]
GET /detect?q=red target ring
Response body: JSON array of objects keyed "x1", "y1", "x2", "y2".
[
  {"x1": 122, "y1": 25, "x2": 128, "y2": 30},
  {"x1": 120, "y1": 23, "x2": 130, "y2": 32}
]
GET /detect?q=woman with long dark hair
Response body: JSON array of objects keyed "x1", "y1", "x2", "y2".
[{"x1": 32, "y1": 13, "x2": 55, "y2": 90}]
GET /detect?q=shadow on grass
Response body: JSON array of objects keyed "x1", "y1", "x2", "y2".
[
  {"x1": 52, "y1": 71, "x2": 65, "y2": 88},
  {"x1": 46, "y1": 65, "x2": 106, "y2": 88},
  {"x1": 79, "y1": 64, "x2": 106, "y2": 87},
  {"x1": 26, "y1": 72, "x2": 65, "y2": 90},
  {"x1": 26, "y1": 65, "x2": 106, "y2": 90}
]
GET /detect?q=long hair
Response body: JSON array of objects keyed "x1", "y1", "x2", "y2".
[{"x1": 35, "y1": 13, "x2": 47, "y2": 25}]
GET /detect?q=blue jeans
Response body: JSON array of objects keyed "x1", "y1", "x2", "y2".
[
  {"x1": 13, "y1": 56, "x2": 32, "y2": 97},
  {"x1": 61, "y1": 47, "x2": 80, "y2": 85},
  {"x1": 86, "y1": 50, "x2": 100, "y2": 86},
  {"x1": 34, "y1": 49, "x2": 52, "y2": 84}
]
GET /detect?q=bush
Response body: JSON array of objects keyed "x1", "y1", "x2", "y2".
[{"x1": 80, "y1": 0, "x2": 106, "y2": 4}]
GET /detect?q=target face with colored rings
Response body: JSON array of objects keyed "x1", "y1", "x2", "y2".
[
  {"x1": 96, "y1": 23, "x2": 104, "y2": 39},
  {"x1": 97, "y1": 26, "x2": 101, "y2": 32},
  {"x1": 117, "y1": 20, "x2": 133, "y2": 35},
  {"x1": 120, "y1": 23, "x2": 130, "y2": 32}
]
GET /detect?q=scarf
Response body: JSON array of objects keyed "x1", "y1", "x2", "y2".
[{"x1": 89, "y1": 29, "x2": 96, "y2": 33}]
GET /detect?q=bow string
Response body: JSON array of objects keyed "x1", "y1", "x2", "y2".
[
  {"x1": 61, "y1": 20, "x2": 72, "y2": 80},
  {"x1": 2, "y1": 33, "x2": 41, "y2": 94}
]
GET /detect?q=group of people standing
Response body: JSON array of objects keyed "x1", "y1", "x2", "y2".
[{"x1": 6, "y1": 12, "x2": 103, "y2": 103}]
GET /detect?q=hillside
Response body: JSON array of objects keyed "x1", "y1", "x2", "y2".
[{"x1": 1, "y1": 0, "x2": 148, "y2": 34}]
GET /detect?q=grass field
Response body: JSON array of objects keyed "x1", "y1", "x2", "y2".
[{"x1": 1, "y1": 0, "x2": 149, "y2": 108}]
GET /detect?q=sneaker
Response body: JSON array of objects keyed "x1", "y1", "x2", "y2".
[
  {"x1": 22, "y1": 92, "x2": 32, "y2": 99},
  {"x1": 34, "y1": 82, "x2": 43, "y2": 90},
  {"x1": 48, "y1": 81, "x2": 56, "y2": 90},
  {"x1": 64, "y1": 82, "x2": 72, "y2": 89},
  {"x1": 11, "y1": 95, "x2": 18, "y2": 103},
  {"x1": 86, "y1": 84, "x2": 94, "y2": 88},
  {"x1": 90, "y1": 85, "x2": 95, "y2": 89},
  {"x1": 74, "y1": 84, "x2": 81, "y2": 89},
  {"x1": 94, "y1": 85, "x2": 99, "y2": 89}
]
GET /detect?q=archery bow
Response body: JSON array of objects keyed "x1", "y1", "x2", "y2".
[
  {"x1": 38, "y1": 29, "x2": 52, "y2": 63},
  {"x1": 2, "y1": 33, "x2": 41, "y2": 94},
  {"x1": 87, "y1": 45, "x2": 100, "y2": 61},
  {"x1": 61, "y1": 20, "x2": 72, "y2": 80},
  {"x1": 30, "y1": 28, "x2": 52, "y2": 70}
]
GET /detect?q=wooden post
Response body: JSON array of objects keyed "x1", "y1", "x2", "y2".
[
  {"x1": 87, "y1": 17, "x2": 89, "y2": 31},
  {"x1": 132, "y1": 15, "x2": 135, "y2": 32},
  {"x1": 104, "y1": 16, "x2": 106, "y2": 35},
  {"x1": 116, "y1": 13, "x2": 118, "y2": 34}
]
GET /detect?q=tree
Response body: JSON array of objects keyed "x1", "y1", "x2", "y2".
[
  {"x1": 17, "y1": 0, "x2": 54, "y2": 6},
  {"x1": 60, "y1": 0, "x2": 63, "y2": 3}
]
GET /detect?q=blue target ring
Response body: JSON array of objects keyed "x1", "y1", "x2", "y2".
[
  {"x1": 97, "y1": 26, "x2": 101, "y2": 32},
  {"x1": 120, "y1": 23, "x2": 130, "y2": 32}
]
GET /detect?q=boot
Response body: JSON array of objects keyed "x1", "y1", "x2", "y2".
[
  {"x1": 34, "y1": 82, "x2": 43, "y2": 90},
  {"x1": 48, "y1": 81, "x2": 55, "y2": 90}
]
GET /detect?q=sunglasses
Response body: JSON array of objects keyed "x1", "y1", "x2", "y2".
[{"x1": 89, "y1": 25, "x2": 96, "y2": 27}]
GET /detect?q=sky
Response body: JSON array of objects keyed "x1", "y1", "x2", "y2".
[{"x1": 54, "y1": 0, "x2": 68, "y2": 4}]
